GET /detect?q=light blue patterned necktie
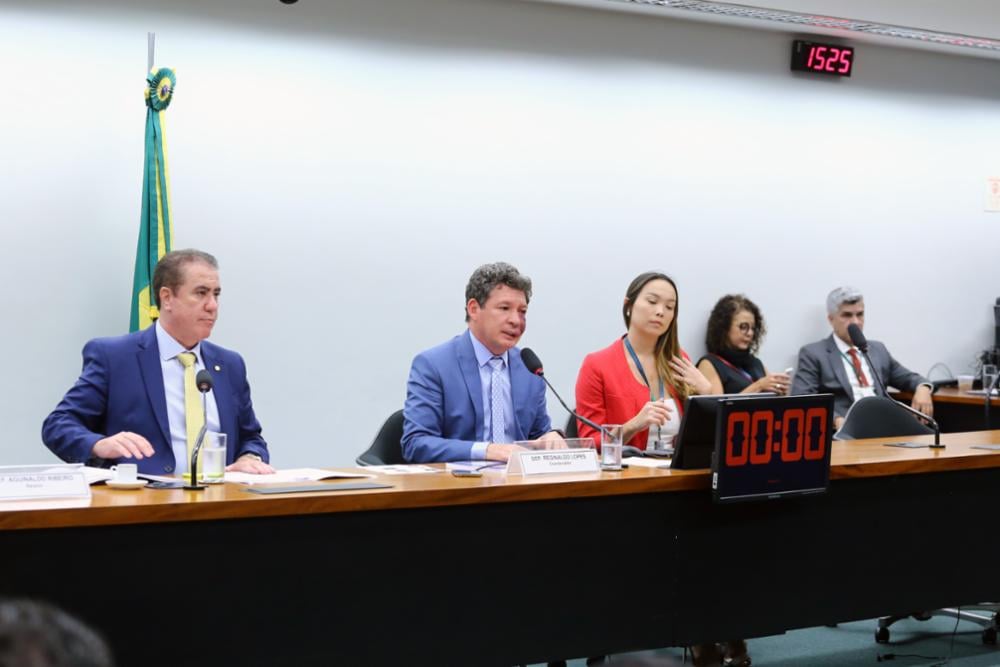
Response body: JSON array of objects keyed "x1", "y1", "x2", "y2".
[{"x1": 489, "y1": 356, "x2": 509, "y2": 443}]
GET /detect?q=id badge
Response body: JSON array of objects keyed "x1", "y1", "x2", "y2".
[{"x1": 852, "y1": 385, "x2": 876, "y2": 402}]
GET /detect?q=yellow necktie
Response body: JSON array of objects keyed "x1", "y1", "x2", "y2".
[{"x1": 177, "y1": 352, "x2": 204, "y2": 476}]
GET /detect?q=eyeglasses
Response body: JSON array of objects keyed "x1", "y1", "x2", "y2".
[{"x1": 737, "y1": 322, "x2": 756, "y2": 333}]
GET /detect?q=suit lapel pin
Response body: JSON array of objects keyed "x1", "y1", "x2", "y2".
[{"x1": 214, "y1": 365, "x2": 221, "y2": 372}]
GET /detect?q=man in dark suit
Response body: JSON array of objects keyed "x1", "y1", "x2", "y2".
[
  {"x1": 790, "y1": 286, "x2": 933, "y2": 429},
  {"x1": 42, "y1": 249, "x2": 273, "y2": 476},
  {"x1": 402, "y1": 262, "x2": 564, "y2": 463}
]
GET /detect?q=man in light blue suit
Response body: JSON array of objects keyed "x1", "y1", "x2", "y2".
[
  {"x1": 402, "y1": 262, "x2": 564, "y2": 463},
  {"x1": 42, "y1": 249, "x2": 273, "y2": 476}
]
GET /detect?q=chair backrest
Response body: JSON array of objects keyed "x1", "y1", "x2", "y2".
[
  {"x1": 835, "y1": 396, "x2": 934, "y2": 440},
  {"x1": 356, "y1": 409, "x2": 406, "y2": 465},
  {"x1": 564, "y1": 412, "x2": 578, "y2": 439}
]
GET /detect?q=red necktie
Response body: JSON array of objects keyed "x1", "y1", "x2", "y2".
[{"x1": 847, "y1": 348, "x2": 870, "y2": 387}]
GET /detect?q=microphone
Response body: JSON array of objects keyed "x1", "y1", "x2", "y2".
[
  {"x1": 847, "y1": 324, "x2": 943, "y2": 448},
  {"x1": 520, "y1": 348, "x2": 607, "y2": 439},
  {"x1": 846, "y1": 322, "x2": 870, "y2": 354},
  {"x1": 984, "y1": 369, "x2": 1000, "y2": 430},
  {"x1": 184, "y1": 369, "x2": 215, "y2": 491}
]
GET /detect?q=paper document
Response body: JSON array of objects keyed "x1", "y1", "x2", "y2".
[
  {"x1": 81, "y1": 467, "x2": 113, "y2": 485},
  {"x1": 623, "y1": 457, "x2": 671, "y2": 469},
  {"x1": 225, "y1": 467, "x2": 373, "y2": 485},
  {"x1": 77, "y1": 467, "x2": 175, "y2": 485},
  {"x1": 363, "y1": 464, "x2": 440, "y2": 475},
  {"x1": 445, "y1": 461, "x2": 506, "y2": 473}
]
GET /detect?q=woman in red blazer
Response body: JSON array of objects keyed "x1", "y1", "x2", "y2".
[
  {"x1": 574, "y1": 271, "x2": 711, "y2": 451},
  {"x1": 575, "y1": 273, "x2": 750, "y2": 665}
]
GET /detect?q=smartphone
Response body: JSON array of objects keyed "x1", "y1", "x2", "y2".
[
  {"x1": 146, "y1": 480, "x2": 186, "y2": 489},
  {"x1": 451, "y1": 470, "x2": 482, "y2": 478}
]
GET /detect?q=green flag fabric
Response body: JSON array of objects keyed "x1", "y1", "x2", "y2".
[{"x1": 130, "y1": 67, "x2": 176, "y2": 332}]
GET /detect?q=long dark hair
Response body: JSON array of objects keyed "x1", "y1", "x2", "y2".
[
  {"x1": 622, "y1": 272, "x2": 687, "y2": 402},
  {"x1": 704, "y1": 294, "x2": 766, "y2": 355}
]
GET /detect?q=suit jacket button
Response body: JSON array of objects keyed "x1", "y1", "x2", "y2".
[{"x1": 164, "y1": 465, "x2": 174, "y2": 473}]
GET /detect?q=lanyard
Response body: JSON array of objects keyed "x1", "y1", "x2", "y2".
[
  {"x1": 623, "y1": 337, "x2": 665, "y2": 402},
  {"x1": 710, "y1": 354, "x2": 753, "y2": 382}
]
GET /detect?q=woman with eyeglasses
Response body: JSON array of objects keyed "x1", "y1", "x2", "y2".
[
  {"x1": 575, "y1": 272, "x2": 711, "y2": 452},
  {"x1": 697, "y1": 294, "x2": 789, "y2": 396}
]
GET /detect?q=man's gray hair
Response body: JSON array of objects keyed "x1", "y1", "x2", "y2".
[
  {"x1": 826, "y1": 286, "x2": 863, "y2": 315},
  {"x1": 464, "y1": 262, "x2": 532, "y2": 322}
]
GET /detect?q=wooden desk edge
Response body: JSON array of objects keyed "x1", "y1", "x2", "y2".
[{"x1": 4, "y1": 431, "x2": 1000, "y2": 531}]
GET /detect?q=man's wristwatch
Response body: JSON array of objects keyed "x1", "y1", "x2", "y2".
[{"x1": 240, "y1": 452, "x2": 263, "y2": 462}]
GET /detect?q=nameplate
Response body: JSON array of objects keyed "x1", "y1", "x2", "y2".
[
  {"x1": 0, "y1": 465, "x2": 92, "y2": 502},
  {"x1": 506, "y1": 448, "x2": 600, "y2": 475}
]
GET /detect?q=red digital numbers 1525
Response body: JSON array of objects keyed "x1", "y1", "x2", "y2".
[
  {"x1": 791, "y1": 40, "x2": 855, "y2": 78},
  {"x1": 806, "y1": 45, "x2": 852, "y2": 75},
  {"x1": 724, "y1": 408, "x2": 828, "y2": 467}
]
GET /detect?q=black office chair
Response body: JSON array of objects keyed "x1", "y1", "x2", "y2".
[
  {"x1": 356, "y1": 409, "x2": 406, "y2": 466},
  {"x1": 564, "y1": 413, "x2": 578, "y2": 438},
  {"x1": 835, "y1": 398, "x2": 1000, "y2": 644},
  {"x1": 834, "y1": 396, "x2": 933, "y2": 440}
]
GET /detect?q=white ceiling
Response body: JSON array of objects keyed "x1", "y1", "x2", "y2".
[
  {"x1": 528, "y1": 0, "x2": 1000, "y2": 59},
  {"x1": 759, "y1": 0, "x2": 1000, "y2": 40}
]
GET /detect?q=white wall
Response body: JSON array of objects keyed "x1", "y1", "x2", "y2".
[{"x1": 2, "y1": 0, "x2": 999, "y2": 467}]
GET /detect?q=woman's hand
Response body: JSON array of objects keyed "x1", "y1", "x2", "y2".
[
  {"x1": 670, "y1": 356, "x2": 712, "y2": 395},
  {"x1": 624, "y1": 400, "x2": 674, "y2": 442},
  {"x1": 753, "y1": 372, "x2": 792, "y2": 395}
]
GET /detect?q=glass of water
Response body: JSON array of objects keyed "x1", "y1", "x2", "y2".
[
  {"x1": 200, "y1": 432, "x2": 227, "y2": 484},
  {"x1": 984, "y1": 365, "x2": 998, "y2": 394},
  {"x1": 600, "y1": 424, "x2": 624, "y2": 471}
]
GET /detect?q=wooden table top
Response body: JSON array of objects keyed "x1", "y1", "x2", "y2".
[
  {"x1": 894, "y1": 386, "x2": 1000, "y2": 406},
  {"x1": 4, "y1": 430, "x2": 1000, "y2": 531}
]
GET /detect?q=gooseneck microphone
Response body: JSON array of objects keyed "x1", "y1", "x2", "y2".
[
  {"x1": 520, "y1": 348, "x2": 607, "y2": 439},
  {"x1": 847, "y1": 324, "x2": 943, "y2": 448},
  {"x1": 847, "y1": 324, "x2": 886, "y2": 398},
  {"x1": 184, "y1": 369, "x2": 215, "y2": 491},
  {"x1": 984, "y1": 369, "x2": 1000, "y2": 430}
]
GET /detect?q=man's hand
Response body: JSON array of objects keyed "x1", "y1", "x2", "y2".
[
  {"x1": 225, "y1": 454, "x2": 275, "y2": 474},
  {"x1": 911, "y1": 385, "x2": 934, "y2": 418},
  {"x1": 485, "y1": 443, "x2": 528, "y2": 462},
  {"x1": 536, "y1": 430, "x2": 568, "y2": 449},
  {"x1": 92, "y1": 432, "x2": 155, "y2": 460},
  {"x1": 834, "y1": 416, "x2": 845, "y2": 431}
]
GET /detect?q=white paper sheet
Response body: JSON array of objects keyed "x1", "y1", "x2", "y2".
[
  {"x1": 623, "y1": 456, "x2": 672, "y2": 469},
  {"x1": 224, "y1": 467, "x2": 373, "y2": 485},
  {"x1": 362, "y1": 464, "x2": 440, "y2": 475}
]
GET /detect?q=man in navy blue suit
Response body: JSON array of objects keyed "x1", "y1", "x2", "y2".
[
  {"x1": 402, "y1": 262, "x2": 564, "y2": 463},
  {"x1": 42, "y1": 249, "x2": 273, "y2": 476}
]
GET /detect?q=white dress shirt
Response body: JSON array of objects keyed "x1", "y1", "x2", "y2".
[{"x1": 833, "y1": 334, "x2": 877, "y2": 403}]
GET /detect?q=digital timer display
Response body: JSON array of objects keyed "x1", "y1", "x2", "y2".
[
  {"x1": 791, "y1": 40, "x2": 854, "y2": 77},
  {"x1": 711, "y1": 394, "x2": 834, "y2": 503}
]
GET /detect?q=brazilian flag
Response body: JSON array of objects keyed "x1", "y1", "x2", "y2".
[{"x1": 130, "y1": 67, "x2": 176, "y2": 332}]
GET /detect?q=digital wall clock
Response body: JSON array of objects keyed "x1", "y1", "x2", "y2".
[{"x1": 791, "y1": 40, "x2": 854, "y2": 77}]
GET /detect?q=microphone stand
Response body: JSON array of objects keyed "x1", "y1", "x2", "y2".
[
  {"x1": 535, "y1": 372, "x2": 608, "y2": 440},
  {"x1": 984, "y1": 372, "x2": 1000, "y2": 430},
  {"x1": 183, "y1": 391, "x2": 211, "y2": 491},
  {"x1": 857, "y1": 346, "x2": 943, "y2": 449}
]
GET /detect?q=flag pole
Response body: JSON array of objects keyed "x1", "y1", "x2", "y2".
[{"x1": 147, "y1": 32, "x2": 155, "y2": 72}]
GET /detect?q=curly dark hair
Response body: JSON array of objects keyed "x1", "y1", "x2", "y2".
[
  {"x1": 704, "y1": 294, "x2": 766, "y2": 355},
  {"x1": 464, "y1": 262, "x2": 532, "y2": 322}
]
